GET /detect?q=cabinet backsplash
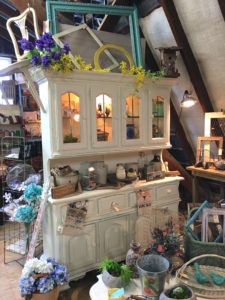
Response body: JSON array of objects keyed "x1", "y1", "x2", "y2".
[{"x1": 49, "y1": 150, "x2": 159, "y2": 173}]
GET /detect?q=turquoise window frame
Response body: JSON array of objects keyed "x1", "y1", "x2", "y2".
[{"x1": 46, "y1": 1, "x2": 142, "y2": 66}]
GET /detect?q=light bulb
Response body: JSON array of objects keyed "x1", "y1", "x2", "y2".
[{"x1": 73, "y1": 113, "x2": 80, "y2": 122}]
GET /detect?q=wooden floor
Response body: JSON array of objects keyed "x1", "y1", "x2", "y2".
[
  {"x1": 0, "y1": 224, "x2": 97, "y2": 300},
  {"x1": 0, "y1": 238, "x2": 23, "y2": 300}
]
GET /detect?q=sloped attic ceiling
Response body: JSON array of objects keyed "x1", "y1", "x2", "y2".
[
  {"x1": 2, "y1": 0, "x2": 225, "y2": 154},
  {"x1": 140, "y1": 0, "x2": 225, "y2": 150}
]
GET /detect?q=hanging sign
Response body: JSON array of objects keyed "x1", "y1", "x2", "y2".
[{"x1": 26, "y1": 181, "x2": 50, "y2": 261}]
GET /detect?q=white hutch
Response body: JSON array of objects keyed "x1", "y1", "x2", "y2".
[{"x1": 33, "y1": 69, "x2": 182, "y2": 280}]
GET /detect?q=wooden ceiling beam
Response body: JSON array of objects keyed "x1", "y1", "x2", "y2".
[
  {"x1": 162, "y1": 149, "x2": 192, "y2": 194},
  {"x1": 218, "y1": 0, "x2": 225, "y2": 21},
  {"x1": 170, "y1": 101, "x2": 195, "y2": 165},
  {"x1": 98, "y1": 0, "x2": 130, "y2": 32},
  {"x1": 7, "y1": 0, "x2": 46, "y2": 32},
  {"x1": 160, "y1": 0, "x2": 214, "y2": 113},
  {"x1": 134, "y1": 0, "x2": 161, "y2": 18},
  {"x1": 0, "y1": 26, "x2": 14, "y2": 44},
  {"x1": 0, "y1": 1, "x2": 18, "y2": 18}
]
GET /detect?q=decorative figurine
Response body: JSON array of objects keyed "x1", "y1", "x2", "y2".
[
  {"x1": 125, "y1": 241, "x2": 141, "y2": 278},
  {"x1": 156, "y1": 46, "x2": 182, "y2": 78},
  {"x1": 116, "y1": 164, "x2": 126, "y2": 180}
]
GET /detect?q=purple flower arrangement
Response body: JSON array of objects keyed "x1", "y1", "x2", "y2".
[
  {"x1": 19, "y1": 257, "x2": 68, "y2": 296},
  {"x1": 19, "y1": 32, "x2": 75, "y2": 72}
]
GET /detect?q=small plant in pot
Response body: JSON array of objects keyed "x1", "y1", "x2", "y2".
[
  {"x1": 99, "y1": 258, "x2": 133, "y2": 288},
  {"x1": 159, "y1": 284, "x2": 196, "y2": 300}
]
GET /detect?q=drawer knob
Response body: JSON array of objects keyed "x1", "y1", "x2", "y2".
[
  {"x1": 167, "y1": 189, "x2": 172, "y2": 193},
  {"x1": 111, "y1": 202, "x2": 120, "y2": 212}
]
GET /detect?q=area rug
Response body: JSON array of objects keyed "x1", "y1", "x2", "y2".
[{"x1": 59, "y1": 270, "x2": 98, "y2": 300}]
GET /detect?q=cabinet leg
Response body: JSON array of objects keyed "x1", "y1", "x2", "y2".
[{"x1": 192, "y1": 175, "x2": 198, "y2": 203}]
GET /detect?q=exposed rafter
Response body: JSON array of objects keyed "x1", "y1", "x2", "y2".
[
  {"x1": 170, "y1": 102, "x2": 195, "y2": 165},
  {"x1": 162, "y1": 149, "x2": 192, "y2": 195},
  {"x1": 160, "y1": 0, "x2": 214, "y2": 113},
  {"x1": 134, "y1": 0, "x2": 160, "y2": 18},
  {"x1": 8, "y1": 0, "x2": 46, "y2": 31},
  {"x1": 98, "y1": 0, "x2": 130, "y2": 32},
  {"x1": 218, "y1": 0, "x2": 225, "y2": 21}
]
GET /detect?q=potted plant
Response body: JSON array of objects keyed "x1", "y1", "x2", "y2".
[
  {"x1": 99, "y1": 258, "x2": 133, "y2": 288},
  {"x1": 19, "y1": 257, "x2": 68, "y2": 300},
  {"x1": 159, "y1": 284, "x2": 196, "y2": 300}
]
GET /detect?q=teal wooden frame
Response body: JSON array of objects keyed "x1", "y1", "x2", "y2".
[{"x1": 46, "y1": 0, "x2": 142, "y2": 66}]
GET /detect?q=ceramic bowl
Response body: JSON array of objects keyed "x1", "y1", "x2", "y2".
[{"x1": 159, "y1": 284, "x2": 196, "y2": 300}]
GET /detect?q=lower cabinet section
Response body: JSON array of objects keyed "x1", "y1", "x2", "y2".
[
  {"x1": 99, "y1": 216, "x2": 128, "y2": 260},
  {"x1": 65, "y1": 224, "x2": 97, "y2": 271},
  {"x1": 43, "y1": 177, "x2": 182, "y2": 281}
]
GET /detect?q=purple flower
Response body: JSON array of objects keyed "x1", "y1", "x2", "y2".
[
  {"x1": 62, "y1": 43, "x2": 70, "y2": 54},
  {"x1": 35, "y1": 32, "x2": 55, "y2": 51},
  {"x1": 52, "y1": 51, "x2": 61, "y2": 61},
  {"x1": 19, "y1": 276, "x2": 36, "y2": 295},
  {"x1": 36, "y1": 276, "x2": 55, "y2": 293},
  {"x1": 40, "y1": 32, "x2": 56, "y2": 51},
  {"x1": 41, "y1": 55, "x2": 51, "y2": 67},
  {"x1": 52, "y1": 264, "x2": 68, "y2": 285},
  {"x1": 31, "y1": 55, "x2": 42, "y2": 66},
  {"x1": 35, "y1": 39, "x2": 44, "y2": 51},
  {"x1": 19, "y1": 38, "x2": 34, "y2": 51}
]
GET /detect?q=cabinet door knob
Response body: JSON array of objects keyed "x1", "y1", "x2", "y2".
[
  {"x1": 167, "y1": 189, "x2": 172, "y2": 193},
  {"x1": 111, "y1": 202, "x2": 120, "y2": 212},
  {"x1": 163, "y1": 206, "x2": 168, "y2": 213}
]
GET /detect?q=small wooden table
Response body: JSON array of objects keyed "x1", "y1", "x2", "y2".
[
  {"x1": 89, "y1": 274, "x2": 215, "y2": 300},
  {"x1": 186, "y1": 166, "x2": 225, "y2": 203}
]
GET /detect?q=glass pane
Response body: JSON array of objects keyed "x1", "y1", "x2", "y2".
[
  {"x1": 126, "y1": 95, "x2": 140, "y2": 140},
  {"x1": 152, "y1": 96, "x2": 164, "y2": 138},
  {"x1": 61, "y1": 92, "x2": 80, "y2": 143},
  {"x1": 211, "y1": 118, "x2": 225, "y2": 137},
  {"x1": 96, "y1": 94, "x2": 112, "y2": 142}
]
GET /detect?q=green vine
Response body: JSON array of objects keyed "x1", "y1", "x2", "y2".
[{"x1": 120, "y1": 61, "x2": 166, "y2": 92}]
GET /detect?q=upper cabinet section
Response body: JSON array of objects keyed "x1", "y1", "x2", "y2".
[
  {"x1": 34, "y1": 70, "x2": 175, "y2": 158},
  {"x1": 91, "y1": 85, "x2": 118, "y2": 149}
]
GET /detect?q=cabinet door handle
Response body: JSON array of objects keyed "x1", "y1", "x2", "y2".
[
  {"x1": 163, "y1": 206, "x2": 168, "y2": 212},
  {"x1": 111, "y1": 202, "x2": 120, "y2": 212}
]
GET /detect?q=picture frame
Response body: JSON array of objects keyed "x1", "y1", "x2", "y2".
[
  {"x1": 53, "y1": 23, "x2": 120, "y2": 70},
  {"x1": 196, "y1": 136, "x2": 223, "y2": 163},
  {"x1": 45, "y1": 0, "x2": 142, "y2": 66}
]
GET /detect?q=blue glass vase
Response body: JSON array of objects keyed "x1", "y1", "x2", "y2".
[{"x1": 126, "y1": 124, "x2": 135, "y2": 139}]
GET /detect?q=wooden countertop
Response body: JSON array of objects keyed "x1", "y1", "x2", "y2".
[{"x1": 186, "y1": 166, "x2": 225, "y2": 182}]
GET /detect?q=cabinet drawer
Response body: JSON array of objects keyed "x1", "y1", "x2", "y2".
[
  {"x1": 98, "y1": 194, "x2": 128, "y2": 215},
  {"x1": 154, "y1": 200, "x2": 179, "y2": 213},
  {"x1": 156, "y1": 184, "x2": 179, "y2": 202}
]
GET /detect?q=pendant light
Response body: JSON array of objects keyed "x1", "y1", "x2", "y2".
[{"x1": 180, "y1": 90, "x2": 197, "y2": 108}]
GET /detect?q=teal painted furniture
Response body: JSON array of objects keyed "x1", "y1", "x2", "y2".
[{"x1": 45, "y1": 0, "x2": 142, "y2": 66}]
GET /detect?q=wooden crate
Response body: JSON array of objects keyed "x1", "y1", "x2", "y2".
[{"x1": 51, "y1": 183, "x2": 75, "y2": 199}]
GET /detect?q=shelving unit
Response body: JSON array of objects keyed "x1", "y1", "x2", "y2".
[{"x1": 0, "y1": 136, "x2": 42, "y2": 265}]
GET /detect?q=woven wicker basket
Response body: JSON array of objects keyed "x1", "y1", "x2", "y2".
[
  {"x1": 184, "y1": 229, "x2": 225, "y2": 261},
  {"x1": 176, "y1": 254, "x2": 225, "y2": 299}
]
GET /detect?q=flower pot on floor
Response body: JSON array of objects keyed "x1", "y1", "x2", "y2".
[{"x1": 32, "y1": 286, "x2": 59, "y2": 300}]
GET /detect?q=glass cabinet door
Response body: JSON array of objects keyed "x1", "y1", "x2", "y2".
[
  {"x1": 121, "y1": 88, "x2": 145, "y2": 146},
  {"x1": 152, "y1": 96, "x2": 165, "y2": 139},
  {"x1": 96, "y1": 93, "x2": 112, "y2": 143},
  {"x1": 61, "y1": 92, "x2": 81, "y2": 144},
  {"x1": 125, "y1": 94, "x2": 140, "y2": 140},
  {"x1": 55, "y1": 82, "x2": 88, "y2": 153},
  {"x1": 91, "y1": 86, "x2": 118, "y2": 148}
]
